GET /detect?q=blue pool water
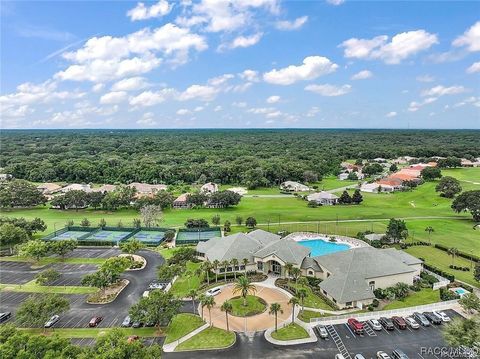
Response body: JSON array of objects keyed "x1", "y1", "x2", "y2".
[
  {"x1": 455, "y1": 288, "x2": 468, "y2": 295},
  {"x1": 297, "y1": 239, "x2": 350, "y2": 257}
]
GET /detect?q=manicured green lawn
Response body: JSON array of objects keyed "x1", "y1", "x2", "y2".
[
  {"x1": 0, "y1": 280, "x2": 97, "y2": 294},
  {"x1": 383, "y1": 289, "x2": 441, "y2": 310},
  {"x1": 404, "y1": 246, "x2": 477, "y2": 286},
  {"x1": 175, "y1": 326, "x2": 235, "y2": 351},
  {"x1": 229, "y1": 295, "x2": 267, "y2": 317},
  {"x1": 314, "y1": 177, "x2": 359, "y2": 191},
  {"x1": 289, "y1": 283, "x2": 335, "y2": 310},
  {"x1": 164, "y1": 313, "x2": 205, "y2": 344},
  {"x1": 271, "y1": 323, "x2": 309, "y2": 341},
  {"x1": 19, "y1": 327, "x2": 161, "y2": 338},
  {"x1": 169, "y1": 261, "x2": 203, "y2": 298},
  {"x1": 297, "y1": 309, "x2": 331, "y2": 322},
  {"x1": 0, "y1": 256, "x2": 107, "y2": 266},
  {"x1": 155, "y1": 246, "x2": 195, "y2": 260}
]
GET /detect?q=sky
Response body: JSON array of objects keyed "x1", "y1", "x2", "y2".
[{"x1": 0, "y1": 0, "x2": 479, "y2": 129}]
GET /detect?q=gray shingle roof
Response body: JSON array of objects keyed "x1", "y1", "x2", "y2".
[
  {"x1": 253, "y1": 239, "x2": 311, "y2": 265},
  {"x1": 301, "y1": 257, "x2": 323, "y2": 272},
  {"x1": 247, "y1": 229, "x2": 281, "y2": 245}
]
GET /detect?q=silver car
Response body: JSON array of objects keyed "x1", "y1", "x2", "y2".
[
  {"x1": 355, "y1": 355, "x2": 366, "y2": 359},
  {"x1": 121, "y1": 315, "x2": 132, "y2": 327},
  {"x1": 369, "y1": 319, "x2": 382, "y2": 331},
  {"x1": 405, "y1": 316, "x2": 419, "y2": 329},
  {"x1": 44, "y1": 315, "x2": 60, "y2": 328},
  {"x1": 315, "y1": 325, "x2": 328, "y2": 338}
]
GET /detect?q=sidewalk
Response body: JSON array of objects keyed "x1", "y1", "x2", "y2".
[{"x1": 162, "y1": 323, "x2": 209, "y2": 352}]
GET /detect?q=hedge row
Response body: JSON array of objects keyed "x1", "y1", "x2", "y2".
[
  {"x1": 434, "y1": 244, "x2": 480, "y2": 263},
  {"x1": 422, "y1": 261, "x2": 455, "y2": 282}
]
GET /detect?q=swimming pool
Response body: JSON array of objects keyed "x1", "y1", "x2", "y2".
[{"x1": 297, "y1": 239, "x2": 350, "y2": 257}]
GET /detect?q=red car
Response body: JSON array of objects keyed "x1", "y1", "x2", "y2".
[
  {"x1": 89, "y1": 316, "x2": 103, "y2": 327},
  {"x1": 392, "y1": 316, "x2": 407, "y2": 330},
  {"x1": 347, "y1": 318, "x2": 364, "y2": 335}
]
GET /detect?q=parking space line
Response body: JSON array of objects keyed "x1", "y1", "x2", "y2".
[
  {"x1": 418, "y1": 354, "x2": 426, "y2": 359},
  {"x1": 343, "y1": 323, "x2": 356, "y2": 339}
]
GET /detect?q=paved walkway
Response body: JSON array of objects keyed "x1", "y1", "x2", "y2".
[{"x1": 162, "y1": 323, "x2": 210, "y2": 352}]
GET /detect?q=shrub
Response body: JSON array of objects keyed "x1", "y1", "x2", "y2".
[
  {"x1": 440, "y1": 287, "x2": 459, "y2": 301},
  {"x1": 374, "y1": 288, "x2": 386, "y2": 299},
  {"x1": 372, "y1": 299, "x2": 379, "y2": 307},
  {"x1": 367, "y1": 305, "x2": 374, "y2": 311}
]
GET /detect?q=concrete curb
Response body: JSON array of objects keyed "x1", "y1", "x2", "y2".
[
  {"x1": 162, "y1": 323, "x2": 209, "y2": 352},
  {"x1": 264, "y1": 323, "x2": 317, "y2": 346}
]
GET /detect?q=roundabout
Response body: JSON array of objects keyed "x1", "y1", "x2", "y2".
[{"x1": 200, "y1": 283, "x2": 293, "y2": 332}]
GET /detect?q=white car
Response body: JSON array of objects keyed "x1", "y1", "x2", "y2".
[
  {"x1": 377, "y1": 351, "x2": 391, "y2": 359},
  {"x1": 369, "y1": 319, "x2": 382, "y2": 331},
  {"x1": 142, "y1": 290, "x2": 150, "y2": 298},
  {"x1": 335, "y1": 355, "x2": 346, "y2": 359},
  {"x1": 44, "y1": 315, "x2": 60, "y2": 328},
  {"x1": 405, "y1": 316, "x2": 420, "y2": 329},
  {"x1": 355, "y1": 355, "x2": 366, "y2": 359},
  {"x1": 433, "y1": 311, "x2": 451, "y2": 322},
  {"x1": 206, "y1": 287, "x2": 221, "y2": 296},
  {"x1": 315, "y1": 325, "x2": 328, "y2": 338}
]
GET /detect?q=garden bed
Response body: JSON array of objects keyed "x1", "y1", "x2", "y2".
[
  {"x1": 86, "y1": 279, "x2": 129, "y2": 304},
  {"x1": 229, "y1": 295, "x2": 267, "y2": 317},
  {"x1": 271, "y1": 323, "x2": 309, "y2": 341},
  {"x1": 118, "y1": 254, "x2": 146, "y2": 271}
]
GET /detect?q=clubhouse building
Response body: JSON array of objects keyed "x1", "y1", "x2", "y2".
[{"x1": 196, "y1": 229, "x2": 422, "y2": 309}]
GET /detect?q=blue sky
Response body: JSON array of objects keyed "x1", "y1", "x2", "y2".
[{"x1": 1, "y1": 0, "x2": 479, "y2": 129}]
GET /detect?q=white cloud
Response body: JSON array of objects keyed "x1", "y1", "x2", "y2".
[
  {"x1": 351, "y1": 70, "x2": 372, "y2": 80},
  {"x1": 179, "y1": 84, "x2": 218, "y2": 101},
  {"x1": 305, "y1": 84, "x2": 352, "y2": 96},
  {"x1": 386, "y1": 111, "x2": 397, "y2": 118},
  {"x1": 453, "y1": 21, "x2": 480, "y2": 52},
  {"x1": 232, "y1": 101, "x2": 247, "y2": 108},
  {"x1": 213, "y1": 105, "x2": 222, "y2": 112},
  {"x1": 194, "y1": 106, "x2": 204, "y2": 112},
  {"x1": 421, "y1": 85, "x2": 467, "y2": 97},
  {"x1": 92, "y1": 83, "x2": 105, "y2": 92},
  {"x1": 208, "y1": 74, "x2": 234, "y2": 87},
  {"x1": 127, "y1": 0, "x2": 172, "y2": 21},
  {"x1": 263, "y1": 56, "x2": 338, "y2": 85},
  {"x1": 416, "y1": 75, "x2": 435, "y2": 83},
  {"x1": 306, "y1": 106, "x2": 320, "y2": 117},
  {"x1": 111, "y1": 77, "x2": 149, "y2": 91},
  {"x1": 340, "y1": 30, "x2": 438, "y2": 64},
  {"x1": 239, "y1": 69, "x2": 259, "y2": 82},
  {"x1": 265, "y1": 110, "x2": 282, "y2": 118},
  {"x1": 466, "y1": 61, "x2": 480, "y2": 74},
  {"x1": 275, "y1": 16, "x2": 308, "y2": 31},
  {"x1": 408, "y1": 97, "x2": 437, "y2": 112},
  {"x1": 129, "y1": 88, "x2": 175, "y2": 107},
  {"x1": 247, "y1": 107, "x2": 275, "y2": 114},
  {"x1": 326, "y1": 0, "x2": 345, "y2": 5},
  {"x1": 177, "y1": 108, "x2": 192, "y2": 115},
  {"x1": 266, "y1": 95, "x2": 280, "y2": 103},
  {"x1": 224, "y1": 33, "x2": 263, "y2": 50},
  {"x1": 137, "y1": 112, "x2": 158, "y2": 126},
  {"x1": 100, "y1": 91, "x2": 128, "y2": 104}
]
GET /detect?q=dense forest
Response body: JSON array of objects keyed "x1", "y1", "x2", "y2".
[{"x1": 1, "y1": 129, "x2": 479, "y2": 186}]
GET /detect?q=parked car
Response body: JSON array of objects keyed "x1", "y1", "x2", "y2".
[
  {"x1": 89, "y1": 316, "x2": 103, "y2": 327},
  {"x1": 347, "y1": 318, "x2": 364, "y2": 335},
  {"x1": 404, "y1": 316, "x2": 419, "y2": 329},
  {"x1": 377, "y1": 351, "x2": 391, "y2": 359},
  {"x1": 44, "y1": 315, "x2": 60, "y2": 328},
  {"x1": 413, "y1": 312, "x2": 430, "y2": 327},
  {"x1": 206, "y1": 287, "x2": 222, "y2": 296},
  {"x1": 379, "y1": 317, "x2": 394, "y2": 330},
  {"x1": 121, "y1": 315, "x2": 132, "y2": 327},
  {"x1": 354, "y1": 355, "x2": 366, "y2": 359},
  {"x1": 314, "y1": 325, "x2": 328, "y2": 339},
  {"x1": 142, "y1": 291, "x2": 150, "y2": 298},
  {"x1": 0, "y1": 312, "x2": 12, "y2": 323},
  {"x1": 392, "y1": 316, "x2": 407, "y2": 330},
  {"x1": 132, "y1": 321, "x2": 143, "y2": 328},
  {"x1": 433, "y1": 311, "x2": 451, "y2": 322},
  {"x1": 148, "y1": 282, "x2": 164, "y2": 290},
  {"x1": 335, "y1": 355, "x2": 346, "y2": 359},
  {"x1": 423, "y1": 312, "x2": 442, "y2": 325},
  {"x1": 392, "y1": 349, "x2": 409, "y2": 359},
  {"x1": 368, "y1": 319, "x2": 382, "y2": 331}
]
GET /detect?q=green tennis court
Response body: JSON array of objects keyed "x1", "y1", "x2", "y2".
[
  {"x1": 49, "y1": 231, "x2": 89, "y2": 241},
  {"x1": 132, "y1": 230, "x2": 166, "y2": 245},
  {"x1": 176, "y1": 228, "x2": 222, "y2": 244},
  {"x1": 83, "y1": 230, "x2": 131, "y2": 242}
]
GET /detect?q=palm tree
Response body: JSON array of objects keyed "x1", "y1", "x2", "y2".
[
  {"x1": 296, "y1": 288, "x2": 308, "y2": 314},
  {"x1": 448, "y1": 247, "x2": 459, "y2": 265},
  {"x1": 221, "y1": 260, "x2": 229, "y2": 282},
  {"x1": 202, "y1": 262, "x2": 211, "y2": 286},
  {"x1": 199, "y1": 294, "x2": 207, "y2": 319},
  {"x1": 212, "y1": 260, "x2": 220, "y2": 282},
  {"x1": 220, "y1": 300, "x2": 233, "y2": 332},
  {"x1": 232, "y1": 276, "x2": 257, "y2": 306},
  {"x1": 231, "y1": 258, "x2": 239, "y2": 280},
  {"x1": 290, "y1": 267, "x2": 302, "y2": 286},
  {"x1": 269, "y1": 303, "x2": 283, "y2": 333},
  {"x1": 288, "y1": 297, "x2": 299, "y2": 324},
  {"x1": 425, "y1": 226, "x2": 434, "y2": 244},
  {"x1": 284, "y1": 263, "x2": 293, "y2": 283},
  {"x1": 242, "y1": 258, "x2": 249, "y2": 277},
  {"x1": 188, "y1": 289, "x2": 198, "y2": 315},
  {"x1": 204, "y1": 295, "x2": 216, "y2": 326}
]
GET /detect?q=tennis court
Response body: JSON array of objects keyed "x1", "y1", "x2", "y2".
[
  {"x1": 83, "y1": 230, "x2": 131, "y2": 243},
  {"x1": 176, "y1": 228, "x2": 222, "y2": 244},
  {"x1": 49, "y1": 231, "x2": 90, "y2": 241},
  {"x1": 132, "y1": 230, "x2": 166, "y2": 245}
]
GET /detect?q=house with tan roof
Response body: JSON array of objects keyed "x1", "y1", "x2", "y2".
[
  {"x1": 173, "y1": 193, "x2": 191, "y2": 209},
  {"x1": 128, "y1": 183, "x2": 167, "y2": 197},
  {"x1": 37, "y1": 183, "x2": 62, "y2": 195}
]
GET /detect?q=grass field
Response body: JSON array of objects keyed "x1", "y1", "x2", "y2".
[
  {"x1": 404, "y1": 246, "x2": 477, "y2": 286},
  {"x1": 0, "y1": 280, "x2": 97, "y2": 294},
  {"x1": 169, "y1": 261, "x2": 203, "y2": 298},
  {"x1": 271, "y1": 323, "x2": 309, "y2": 341},
  {"x1": 229, "y1": 295, "x2": 267, "y2": 317},
  {"x1": 297, "y1": 309, "x2": 332, "y2": 322},
  {"x1": 175, "y1": 326, "x2": 235, "y2": 351},
  {"x1": 383, "y1": 289, "x2": 441, "y2": 310},
  {"x1": 19, "y1": 327, "x2": 161, "y2": 338},
  {"x1": 164, "y1": 313, "x2": 205, "y2": 344}
]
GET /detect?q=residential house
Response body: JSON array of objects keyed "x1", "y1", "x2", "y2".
[
  {"x1": 280, "y1": 181, "x2": 310, "y2": 192},
  {"x1": 306, "y1": 191, "x2": 339, "y2": 205},
  {"x1": 93, "y1": 184, "x2": 117, "y2": 193},
  {"x1": 200, "y1": 182, "x2": 219, "y2": 194},
  {"x1": 128, "y1": 183, "x2": 167, "y2": 198},
  {"x1": 37, "y1": 183, "x2": 62, "y2": 195},
  {"x1": 173, "y1": 193, "x2": 191, "y2": 209},
  {"x1": 60, "y1": 183, "x2": 92, "y2": 193}
]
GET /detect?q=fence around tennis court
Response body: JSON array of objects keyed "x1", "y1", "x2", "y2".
[
  {"x1": 309, "y1": 299, "x2": 459, "y2": 325},
  {"x1": 175, "y1": 227, "x2": 222, "y2": 244}
]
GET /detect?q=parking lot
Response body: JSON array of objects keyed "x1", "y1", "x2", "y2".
[{"x1": 0, "y1": 248, "x2": 166, "y2": 329}]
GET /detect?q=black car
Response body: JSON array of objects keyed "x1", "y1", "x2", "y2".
[
  {"x1": 132, "y1": 321, "x2": 143, "y2": 328},
  {"x1": 423, "y1": 312, "x2": 442, "y2": 325},
  {"x1": 0, "y1": 312, "x2": 11, "y2": 323},
  {"x1": 379, "y1": 316, "x2": 394, "y2": 330}
]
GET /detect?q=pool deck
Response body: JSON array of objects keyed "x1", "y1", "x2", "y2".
[{"x1": 283, "y1": 232, "x2": 369, "y2": 248}]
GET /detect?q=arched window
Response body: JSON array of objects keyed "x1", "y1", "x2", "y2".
[{"x1": 369, "y1": 281, "x2": 375, "y2": 291}]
